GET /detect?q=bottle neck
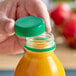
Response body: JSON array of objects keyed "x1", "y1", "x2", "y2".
[{"x1": 25, "y1": 33, "x2": 56, "y2": 52}]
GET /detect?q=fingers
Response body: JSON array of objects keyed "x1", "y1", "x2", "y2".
[
  {"x1": 0, "y1": 0, "x2": 17, "y2": 20},
  {"x1": 0, "y1": 35, "x2": 25, "y2": 54},
  {"x1": 17, "y1": 4, "x2": 28, "y2": 19},
  {"x1": 6, "y1": 0, "x2": 18, "y2": 19},
  {"x1": 35, "y1": 1, "x2": 51, "y2": 32},
  {"x1": 5, "y1": 19, "x2": 15, "y2": 36},
  {"x1": 0, "y1": 16, "x2": 15, "y2": 42}
]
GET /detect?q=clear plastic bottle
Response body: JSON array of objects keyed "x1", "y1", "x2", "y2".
[{"x1": 14, "y1": 16, "x2": 66, "y2": 76}]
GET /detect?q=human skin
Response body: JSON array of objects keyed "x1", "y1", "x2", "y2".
[{"x1": 0, "y1": 0, "x2": 51, "y2": 54}]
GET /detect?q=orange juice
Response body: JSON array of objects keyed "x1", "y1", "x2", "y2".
[
  {"x1": 14, "y1": 52, "x2": 65, "y2": 76},
  {"x1": 14, "y1": 37, "x2": 66, "y2": 76}
]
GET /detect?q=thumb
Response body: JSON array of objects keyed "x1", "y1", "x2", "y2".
[{"x1": 0, "y1": 16, "x2": 15, "y2": 42}]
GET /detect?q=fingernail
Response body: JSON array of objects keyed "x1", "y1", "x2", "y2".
[
  {"x1": 48, "y1": 27, "x2": 51, "y2": 33},
  {"x1": 45, "y1": 25, "x2": 51, "y2": 33}
]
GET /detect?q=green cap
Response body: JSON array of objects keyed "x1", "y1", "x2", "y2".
[{"x1": 15, "y1": 16, "x2": 45, "y2": 37}]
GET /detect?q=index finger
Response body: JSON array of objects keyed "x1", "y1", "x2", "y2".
[{"x1": 34, "y1": 1, "x2": 51, "y2": 32}]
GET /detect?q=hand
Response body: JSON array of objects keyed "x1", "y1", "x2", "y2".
[{"x1": 0, "y1": 0, "x2": 51, "y2": 54}]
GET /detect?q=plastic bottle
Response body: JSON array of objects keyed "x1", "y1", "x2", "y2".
[{"x1": 14, "y1": 16, "x2": 66, "y2": 76}]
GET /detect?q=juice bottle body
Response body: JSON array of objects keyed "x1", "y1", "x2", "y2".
[
  {"x1": 14, "y1": 50, "x2": 66, "y2": 76},
  {"x1": 14, "y1": 16, "x2": 66, "y2": 76}
]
